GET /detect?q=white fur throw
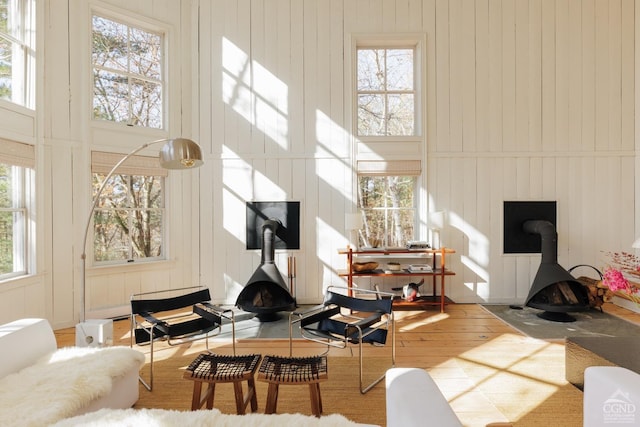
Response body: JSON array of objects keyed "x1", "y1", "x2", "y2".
[
  {"x1": 51, "y1": 407, "x2": 364, "y2": 427},
  {"x1": 0, "y1": 346, "x2": 144, "y2": 427}
]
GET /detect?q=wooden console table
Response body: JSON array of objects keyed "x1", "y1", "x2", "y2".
[{"x1": 337, "y1": 247, "x2": 456, "y2": 312}]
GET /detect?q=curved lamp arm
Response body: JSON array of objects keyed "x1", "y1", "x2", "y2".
[{"x1": 80, "y1": 138, "x2": 203, "y2": 323}]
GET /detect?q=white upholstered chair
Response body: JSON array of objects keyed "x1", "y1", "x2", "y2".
[{"x1": 583, "y1": 366, "x2": 640, "y2": 427}]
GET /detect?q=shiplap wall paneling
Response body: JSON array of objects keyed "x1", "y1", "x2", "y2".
[
  {"x1": 303, "y1": 1, "x2": 318, "y2": 155},
  {"x1": 490, "y1": 158, "x2": 511, "y2": 302},
  {"x1": 475, "y1": 0, "x2": 489, "y2": 154},
  {"x1": 290, "y1": 158, "x2": 308, "y2": 299},
  {"x1": 474, "y1": 156, "x2": 489, "y2": 300},
  {"x1": 192, "y1": 0, "x2": 639, "y2": 309},
  {"x1": 50, "y1": 147, "x2": 74, "y2": 324},
  {"x1": 460, "y1": 157, "x2": 483, "y2": 300},
  {"x1": 322, "y1": 158, "x2": 347, "y2": 297},
  {"x1": 194, "y1": 0, "x2": 212, "y2": 156},
  {"x1": 249, "y1": 0, "x2": 267, "y2": 155},
  {"x1": 44, "y1": 1, "x2": 71, "y2": 141},
  {"x1": 290, "y1": 1, "x2": 305, "y2": 155},
  {"x1": 305, "y1": 158, "x2": 321, "y2": 300},
  {"x1": 435, "y1": 0, "x2": 450, "y2": 153},
  {"x1": 221, "y1": 158, "x2": 253, "y2": 301},
  {"x1": 514, "y1": 0, "x2": 529, "y2": 154},
  {"x1": 622, "y1": 0, "x2": 635, "y2": 152},
  {"x1": 198, "y1": 159, "x2": 216, "y2": 299},
  {"x1": 423, "y1": 0, "x2": 437, "y2": 155},
  {"x1": 275, "y1": 1, "x2": 292, "y2": 158},
  {"x1": 329, "y1": 0, "x2": 346, "y2": 161},
  {"x1": 198, "y1": 1, "x2": 221, "y2": 301}
]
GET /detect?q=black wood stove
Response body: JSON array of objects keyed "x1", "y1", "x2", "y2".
[
  {"x1": 235, "y1": 219, "x2": 296, "y2": 321},
  {"x1": 523, "y1": 220, "x2": 590, "y2": 322}
]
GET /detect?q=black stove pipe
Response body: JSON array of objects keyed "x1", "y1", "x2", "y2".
[{"x1": 523, "y1": 220, "x2": 557, "y2": 265}]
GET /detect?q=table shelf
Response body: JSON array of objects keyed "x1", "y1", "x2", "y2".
[{"x1": 338, "y1": 247, "x2": 456, "y2": 312}]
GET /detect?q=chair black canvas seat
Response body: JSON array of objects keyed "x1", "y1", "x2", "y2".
[
  {"x1": 130, "y1": 286, "x2": 235, "y2": 391},
  {"x1": 289, "y1": 286, "x2": 395, "y2": 393},
  {"x1": 303, "y1": 318, "x2": 388, "y2": 345}
]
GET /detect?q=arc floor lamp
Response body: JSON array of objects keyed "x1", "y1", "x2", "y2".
[{"x1": 79, "y1": 138, "x2": 204, "y2": 326}]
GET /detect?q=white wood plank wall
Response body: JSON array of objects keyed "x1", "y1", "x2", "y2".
[
  {"x1": 0, "y1": 0, "x2": 637, "y2": 327},
  {"x1": 197, "y1": 0, "x2": 638, "y2": 306}
]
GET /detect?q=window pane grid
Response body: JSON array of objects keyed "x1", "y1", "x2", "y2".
[
  {"x1": 0, "y1": 0, "x2": 32, "y2": 107},
  {"x1": 357, "y1": 47, "x2": 415, "y2": 137},
  {"x1": 92, "y1": 172, "x2": 165, "y2": 264},
  {"x1": 0, "y1": 160, "x2": 27, "y2": 279},
  {"x1": 358, "y1": 176, "x2": 416, "y2": 248},
  {"x1": 92, "y1": 13, "x2": 164, "y2": 129}
]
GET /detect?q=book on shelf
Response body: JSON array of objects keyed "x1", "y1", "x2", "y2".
[{"x1": 408, "y1": 264, "x2": 433, "y2": 272}]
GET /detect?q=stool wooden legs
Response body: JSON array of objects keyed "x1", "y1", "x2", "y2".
[
  {"x1": 190, "y1": 379, "x2": 257, "y2": 415},
  {"x1": 190, "y1": 381, "x2": 216, "y2": 410},
  {"x1": 233, "y1": 378, "x2": 258, "y2": 414},
  {"x1": 310, "y1": 383, "x2": 323, "y2": 416},
  {"x1": 264, "y1": 383, "x2": 280, "y2": 414},
  {"x1": 264, "y1": 383, "x2": 323, "y2": 417}
]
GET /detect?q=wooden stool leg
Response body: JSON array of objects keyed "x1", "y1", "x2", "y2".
[
  {"x1": 190, "y1": 381, "x2": 202, "y2": 410},
  {"x1": 265, "y1": 383, "x2": 279, "y2": 414},
  {"x1": 316, "y1": 383, "x2": 323, "y2": 414},
  {"x1": 205, "y1": 382, "x2": 215, "y2": 409},
  {"x1": 309, "y1": 383, "x2": 322, "y2": 417},
  {"x1": 248, "y1": 378, "x2": 258, "y2": 412},
  {"x1": 233, "y1": 381, "x2": 246, "y2": 414}
]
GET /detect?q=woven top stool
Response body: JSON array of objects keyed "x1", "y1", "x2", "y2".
[
  {"x1": 257, "y1": 354, "x2": 328, "y2": 417},
  {"x1": 183, "y1": 353, "x2": 261, "y2": 414}
]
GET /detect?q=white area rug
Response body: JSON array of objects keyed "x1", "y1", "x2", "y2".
[
  {"x1": 0, "y1": 346, "x2": 144, "y2": 427},
  {"x1": 51, "y1": 408, "x2": 364, "y2": 427}
]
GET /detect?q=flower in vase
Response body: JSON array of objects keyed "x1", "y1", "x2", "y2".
[{"x1": 602, "y1": 251, "x2": 640, "y2": 305}]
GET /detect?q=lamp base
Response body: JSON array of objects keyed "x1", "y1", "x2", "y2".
[{"x1": 75, "y1": 319, "x2": 113, "y2": 347}]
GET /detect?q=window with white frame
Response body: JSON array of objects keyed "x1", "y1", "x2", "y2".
[
  {"x1": 91, "y1": 152, "x2": 166, "y2": 264},
  {"x1": 353, "y1": 36, "x2": 424, "y2": 247},
  {"x1": 356, "y1": 161, "x2": 420, "y2": 248},
  {"x1": 0, "y1": 139, "x2": 34, "y2": 280},
  {"x1": 357, "y1": 46, "x2": 416, "y2": 137},
  {"x1": 91, "y1": 13, "x2": 164, "y2": 129},
  {"x1": 0, "y1": 0, "x2": 36, "y2": 108}
]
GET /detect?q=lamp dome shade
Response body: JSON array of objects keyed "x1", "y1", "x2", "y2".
[{"x1": 159, "y1": 138, "x2": 204, "y2": 169}]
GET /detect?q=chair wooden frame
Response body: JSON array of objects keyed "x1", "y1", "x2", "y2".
[
  {"x1": 288, "y1": 285, "x2": 395, "y2": 393},
  {"x1": 130, "y1": 286, "x2": 235, "y2": 391}
]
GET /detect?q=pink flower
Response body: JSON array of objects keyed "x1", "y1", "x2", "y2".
[{"x1": 602, "y1": 267, "x2": 632, "y2": 293}]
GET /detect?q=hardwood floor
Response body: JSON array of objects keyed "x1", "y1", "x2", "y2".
[{"x1": 54, "y1": 302, "x2": 640, "y2": 427}]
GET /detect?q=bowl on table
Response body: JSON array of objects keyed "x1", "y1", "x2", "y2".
[
  {"x1": 352, "y1": 262, "x2": 379, "y2": 272},
  {"x1": 386, "y1": 262, "x2": 402, "y2": 272}
]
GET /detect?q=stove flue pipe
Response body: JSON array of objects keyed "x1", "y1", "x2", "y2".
[
  {"x1": 261, "y1": 219, "x2": 279, "y2": 264},
  {"x1": 523, "y1": 220, "x2": 557, "y2": 264}
]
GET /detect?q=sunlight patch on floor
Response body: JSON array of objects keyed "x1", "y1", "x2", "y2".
[
  {"x1": 448, "y1": 333, "x2": 573, "y2": 422},
  {"x1": 396, "y1": 311, "x2": 450, "y2": 332}
]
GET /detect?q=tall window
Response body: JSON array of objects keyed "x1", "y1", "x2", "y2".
[
  {"x1": 0, "y1": 140, "x2": 33, "y2": 280},
  {"x1": 354, "y1": 38, "x2": 423, "y2": 247},
  {"x1": 0, "y1": 0, "x2": 35, "y2": 108},
  {"x1": 91, "y1": 152, "x2": 166, "y2": 264},
  {"x1": 92, "y1": 14, "x2": 164, "y2": 129},
  {"x1": 357, "y1": 47, "x2": 415, "y2": 136}
]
